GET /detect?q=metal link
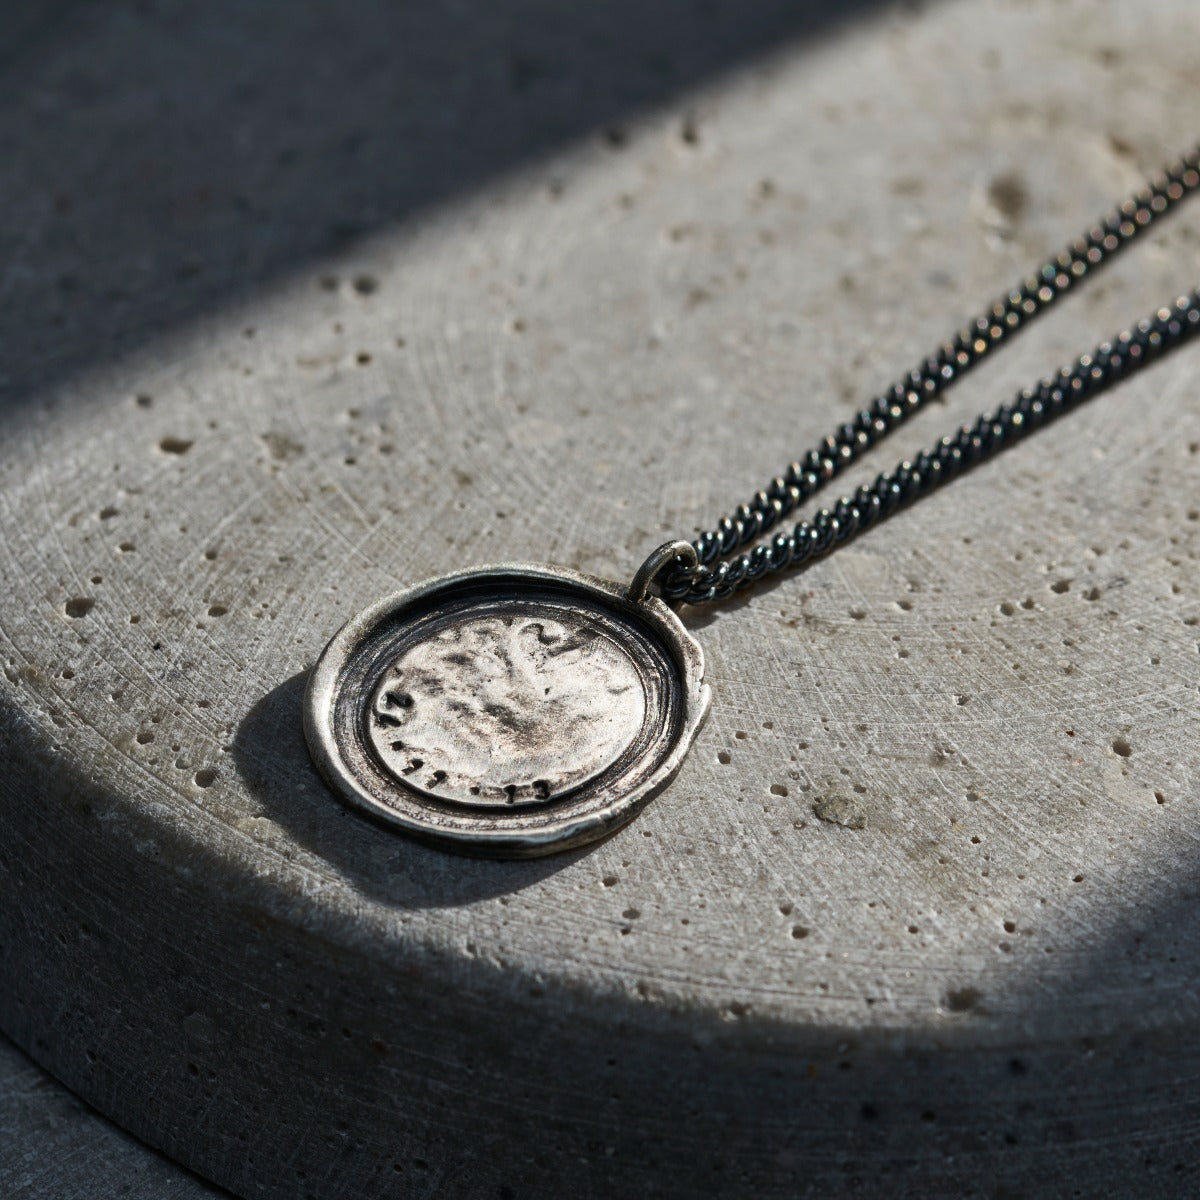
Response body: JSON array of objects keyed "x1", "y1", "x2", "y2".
[{"x1": 661, "y1": 145, "x2": 1200, "y2": 605}]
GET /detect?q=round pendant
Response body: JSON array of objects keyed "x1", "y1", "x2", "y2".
[{"x1": 304, "y1": 564, "x2": 710, "y2": 857}]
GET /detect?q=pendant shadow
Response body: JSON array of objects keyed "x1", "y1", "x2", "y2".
[{"x1": 230, "y1": 671, "x2": 588, "y2": 909}]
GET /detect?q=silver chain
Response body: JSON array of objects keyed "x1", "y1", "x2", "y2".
[{"x1": 656, "y1": 146, "x2": 1200, "y2": 605}]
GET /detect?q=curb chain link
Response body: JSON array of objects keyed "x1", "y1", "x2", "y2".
[{"x1": 660, "y1": 146, "x2": 1200, "y2": 605}]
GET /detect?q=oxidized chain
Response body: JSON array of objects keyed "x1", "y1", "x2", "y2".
[{"x1": 658, "y1": 146, "x2": 1200, "y2": 605}]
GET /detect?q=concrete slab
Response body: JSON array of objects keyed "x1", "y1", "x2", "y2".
[{"x1": 0, "y1": 1033, "x2": 226, "y2": 1198}]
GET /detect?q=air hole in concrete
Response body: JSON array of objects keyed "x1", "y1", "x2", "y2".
[
  {"x1": 64, "y1": 597, "x2": 94, "y2": 618},
  {"x1": 1111, "y1": 736, "x2": 1132, "y2": 757},
  {"x1": 987, "y1": 170, "x2": 1028, "y2": 222},
  {"x1": 159, "y1": 436, "x2": 193, "y2": 455},
  {"x1": 943, "y1": 986, "x2": 982, "y2": 1013}
]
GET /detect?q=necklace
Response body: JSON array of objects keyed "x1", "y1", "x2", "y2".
[{"x1": 305, "y1": 146, "x2": 1200, "y2": 858}]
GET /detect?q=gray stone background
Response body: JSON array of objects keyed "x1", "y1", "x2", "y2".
[{"x1": 3, "y1": 0, "x2": 1200, "y2": 1196}]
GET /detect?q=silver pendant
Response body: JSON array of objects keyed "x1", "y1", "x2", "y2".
[{"x1": 304, "y1": 546, "x2": 709, "y2": 857}]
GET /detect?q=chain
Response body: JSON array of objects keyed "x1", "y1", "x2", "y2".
[{"x1": 657, "y1": 146, "x2": 1200, "y2": 606}]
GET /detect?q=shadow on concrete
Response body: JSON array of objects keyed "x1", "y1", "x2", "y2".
[
  {"x1": 0, "y1": 1031, "x2": 232, "y2": 1200},
  {"x1": 0, "y1": 0, "x2": 892, "y2": 410}
]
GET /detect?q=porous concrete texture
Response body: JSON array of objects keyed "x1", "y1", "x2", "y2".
[{"x1": 3, "y1": 0, "x2": 1200, "y2": 1196}]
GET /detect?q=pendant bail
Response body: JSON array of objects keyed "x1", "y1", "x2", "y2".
[{"x1": 628, "y1": 540, "x2": 698, "y2": 605}]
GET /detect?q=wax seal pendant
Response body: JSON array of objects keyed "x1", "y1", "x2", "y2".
[{"x1": 304, "y1": 556, "x2": 709, "y2": 858}]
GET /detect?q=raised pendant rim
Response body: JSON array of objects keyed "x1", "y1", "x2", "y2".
[{"x1": 303, "y1": 562, "x2": 710, "y2": 858}]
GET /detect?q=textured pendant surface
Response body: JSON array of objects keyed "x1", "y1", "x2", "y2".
[{"x1": 304, "y1": 564, "x2": 709, "y2": 857}]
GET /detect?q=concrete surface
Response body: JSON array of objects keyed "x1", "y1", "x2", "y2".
[
  {"x1": 3, "y1": 0, "x2": 1200, "y2": 1196},
  {"x1": 0, "y1": 1033, "x2": 227, "y2": 1199}
]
